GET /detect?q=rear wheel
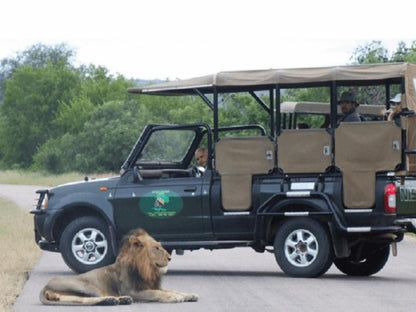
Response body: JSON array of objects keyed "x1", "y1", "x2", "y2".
[
  {"x1": 60, "y1": 216, "x2": 115, "y2": 273},
  {"x1": 274, "y1": 217, "x2": 333, "y2": 278},
  {"x1": 334, "y1": 244, "x2": 390, "y2": 276}
]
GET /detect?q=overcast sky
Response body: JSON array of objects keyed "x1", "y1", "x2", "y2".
[{"x1": 1, "y1": 0, "x2": 414, "y2": 80}]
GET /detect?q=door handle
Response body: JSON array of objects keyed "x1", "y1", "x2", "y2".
[{"x1": 184, "y1": 187, "x2": 197, "y2": 192}]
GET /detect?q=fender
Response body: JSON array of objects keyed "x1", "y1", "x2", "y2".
[
  {"x1": 254, "y1": 191, "x2": 344, "y2": 240},
  {"x1": 46, "y1": 191, "x2": 116, "y2": 242}
]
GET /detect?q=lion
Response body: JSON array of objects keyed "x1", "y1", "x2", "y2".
[{"x1": 40, "y1": 228, "x2": 199, "y2": 305}]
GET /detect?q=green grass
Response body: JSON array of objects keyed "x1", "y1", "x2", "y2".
[
  {"x1": 0, "y1": 200, "x2": 41, "y2": 312},
  {"x1": 0, "y1": 170, "x2": 115, "y2": 187}
]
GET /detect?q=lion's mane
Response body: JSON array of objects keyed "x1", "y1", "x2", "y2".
[{"x1": 116, "y1": 228, "x2": 163, "y2": 289}]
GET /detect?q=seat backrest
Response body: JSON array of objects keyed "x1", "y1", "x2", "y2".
[
  {"x1": 277, "y1": 129, "x2": 332, "y2": 174},
  {"x1": 335, "y1": 121, "x2": 401, "y2": 208},
  {"x1": 216, "y1": 137, "x2": 275, "y2": 211}
]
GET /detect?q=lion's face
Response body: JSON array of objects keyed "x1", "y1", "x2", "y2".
[
  {"x1": 143, "y1": 236, "x2": 171, "y2": 274},
  {"x1": 123, "y1": 229, "x2": 171, "y2": 278}
]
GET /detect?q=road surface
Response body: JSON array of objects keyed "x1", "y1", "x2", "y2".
[{"x1": 2, "y1": 184, "x2": 416, "y2": 312}]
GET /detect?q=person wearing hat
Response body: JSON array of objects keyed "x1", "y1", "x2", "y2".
[
  {"x1": 387, "y1": 93, "x2": 402, "y2": 126},
  {"x1": 338, "y1": 91, "x2": 361, "y2": 123}
]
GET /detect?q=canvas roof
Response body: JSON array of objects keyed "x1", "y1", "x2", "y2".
[{"x1": 128, "y1": 63, "x2": 416, "y2": 110}]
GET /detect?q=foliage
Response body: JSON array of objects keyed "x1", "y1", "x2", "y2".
[
  {"x1": 350, "y1": 40, "x2": 390, "y2": 64},
  {"x1": 0, "y1": 43, "x2": 74, "y2": 95},
  {"x1": 219, "y1": 93, "x2": 270, "y2": 136},
  {"x1": 0, "y1": 61, "x2": 80, "y2": 167}
]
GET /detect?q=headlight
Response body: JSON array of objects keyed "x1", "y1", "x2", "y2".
[{"x1": 40, "y1": 194, "x2": 48, "y2": 210}]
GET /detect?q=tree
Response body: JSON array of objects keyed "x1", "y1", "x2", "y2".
[
  {"x1": 350, "y1": 41, "x2": 389, "y2": 64},
  {"x1": 0, "y1": 61, "x2": 80, "y2": 167},
  {"x1": 391, "y1": 40, "x2": 416, "y2": 63},
  {"x1": 53, "y1": 65, "x2": 133, "y2": 134},
  {"x1": 34, "y1": 100, "x2": 147, "y2": 173},
  {"x1": 0, "y1": 43, "x2": 74, "y2": 101}
]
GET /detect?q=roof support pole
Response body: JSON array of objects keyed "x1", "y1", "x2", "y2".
[
  {"x1": 193, "y1": 89, "x2": 214, "y2": 110},
  {"x1": 275, "y1": 85, "x2": 281, "y2": 135},
  {"x1": 385, "y1": 83, "x2": 391, "y2": 108},
  {"x1": 269, "y1": 88, "x2": 275, "y2": 139},
  {"x1": 249, "y1": 91, "x2": 271, "y2": 114},
  {"x1": 330, "y1": 81, "x2": 338, "y2": 130},
  {"x1": 213, "y1": 86, "x2": 219, "y2": 143},
  {"x1": 330, "y1": 81, "x2": 338, "y2": 168}
]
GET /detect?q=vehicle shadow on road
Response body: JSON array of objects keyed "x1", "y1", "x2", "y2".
[
  {"x1": 168, "y1": 269, "x2": 414, "y2": 283},
  {"x1": 168, "y1": 269, "x2": 284, "y2": 278}
]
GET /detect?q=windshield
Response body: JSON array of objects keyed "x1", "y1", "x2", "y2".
[{"x1": 138, "y1": 129, "x2": 196, "y2": 163}]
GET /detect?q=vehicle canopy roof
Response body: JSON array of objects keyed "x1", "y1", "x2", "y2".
[{"x1": 128, "y1": 63, "x2": 416, "y2": 110}]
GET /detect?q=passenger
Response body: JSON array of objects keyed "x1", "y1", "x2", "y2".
[
  {"x1": 194, "y1": 147, "x2": 208, "y2": 176},
  {"x1": 195, "y1": 147, "x2": 208, "y2": 168},
  {"x1": 387, "y1": 93, "x2": 402, "y2": 126},
  {"x1": 338, "y1": 91, "x2": 361, "y2": 123}
]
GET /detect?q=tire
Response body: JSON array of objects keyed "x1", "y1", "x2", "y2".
[
  {"x1": 60, "y1": 216, "x2": 115, "y2": 273},
  {"x1": 334, "y1": 244, "x2": 390, "y2": 276},
  {"x1": 274, "y1": 217, "x2": 333, "y2": 278}
]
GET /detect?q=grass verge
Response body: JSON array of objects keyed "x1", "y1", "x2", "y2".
[
  {"x1": 0, "y1": 199, "x2": 41, "y2": 312},
  {"x1": 0, "y1": 170, "x2": 115, "y2": 187}
]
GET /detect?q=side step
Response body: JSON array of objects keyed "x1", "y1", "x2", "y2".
[{"x1": 160, "y1": 240, "x2": 254, "y2": 251}]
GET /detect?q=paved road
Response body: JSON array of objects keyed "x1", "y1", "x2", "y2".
[{"x1": 2, "y1": 184, "x2": 416, "y2": 312}]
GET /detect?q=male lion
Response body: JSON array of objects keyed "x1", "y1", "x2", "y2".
[{"x1": 40, "y1": 228, "x2": 199, "y2": 305}]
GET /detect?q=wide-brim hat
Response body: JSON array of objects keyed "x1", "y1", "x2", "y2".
[
  {"x1": 389, "y1": 93, "x2": 401, "y2": 104},
  {"x1": 338, "y1": 91, "x2": 358, "y2": 105}
]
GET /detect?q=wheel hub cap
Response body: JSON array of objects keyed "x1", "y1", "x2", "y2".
[
  {"x1": 284, "y1": 229, "x2": 319, "y2": 267},
  {"x1": 71, "y1": 228, "x2": 108, "y2": 265},
  {"x1": 83, "y1": 240, "x2": 96, "y2": 252}
]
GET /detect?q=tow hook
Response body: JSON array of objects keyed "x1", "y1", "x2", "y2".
[{"x1": 394, "y1": 218, "x2": 416, "y2": 233}]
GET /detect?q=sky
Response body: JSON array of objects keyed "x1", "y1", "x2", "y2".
[{"x1": 0, "y1": 0, "x2": 415, "y2": 80}]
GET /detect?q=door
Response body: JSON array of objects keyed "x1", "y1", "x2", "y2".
[
  {"x1": 111, "y1": 124, "x2": 213, "y2": 240},
  {"x1": 112, "y1": 174, "x2": 210, "y2": 240}
]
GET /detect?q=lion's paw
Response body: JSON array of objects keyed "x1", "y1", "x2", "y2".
[
  {"x1": 185, "y1": 293, "x2": 199, "y2": 302},
  {"x1": 118, "y1": 296, "x2": 133, "y2": 305},
  {"x1": 98, "y1": 296, "x2": 119, "y2": 306}
]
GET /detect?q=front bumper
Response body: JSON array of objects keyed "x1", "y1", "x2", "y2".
[{"x1": 33, "y1": 226, "x2": 59, "y2": 252}]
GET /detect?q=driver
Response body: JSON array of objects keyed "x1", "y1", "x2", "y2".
[{"x1": 194, "y1": 147, "x2": 208, "y2": 174}]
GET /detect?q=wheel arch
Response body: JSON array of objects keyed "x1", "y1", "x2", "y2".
[
  {"x1": 260, "y1": 197, "x2": 334, "y2": 244},
  {"x1": 51, "y1": 204, "x2": 117, "y2": 254}
]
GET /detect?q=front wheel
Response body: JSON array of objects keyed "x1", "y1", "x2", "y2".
[
  {"x1": 334, "y1": 244, "x2": 390, "y2": 276},
  {"x1": 60, "y1": 216, "x2": 115, "y2": 273},
  {"x1": 274, "y1": 217, "x2": 333, "y2": 278}
]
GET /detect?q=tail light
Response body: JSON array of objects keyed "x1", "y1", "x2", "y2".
[{"x1": 384, "y1": 184, "x2": 397, "y2": 213}]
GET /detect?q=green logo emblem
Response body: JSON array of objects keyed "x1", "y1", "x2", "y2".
[{"x1": 139, "y1": 190, "x2": 183, "y2": 218}]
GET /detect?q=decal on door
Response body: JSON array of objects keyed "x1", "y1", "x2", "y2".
[{"x1": 139, "y1": 190, "x2": 183, "y2": 218}]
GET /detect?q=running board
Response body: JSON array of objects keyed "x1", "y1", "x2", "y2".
[{"x1": 160, "y1": 240, "x2": 254, "y2": 250}]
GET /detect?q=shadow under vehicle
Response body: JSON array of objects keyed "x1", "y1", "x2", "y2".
[{"x1": 32, "y1": 63, "x2": 416, "y2": 277}]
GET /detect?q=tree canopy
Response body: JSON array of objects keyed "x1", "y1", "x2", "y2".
[{"x1": 0, "y1": 41, "x2": 415, "y2": 173}]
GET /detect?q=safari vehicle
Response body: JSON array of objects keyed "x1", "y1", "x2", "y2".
[{"x1": 32, "y1": 63, "x2": 416, "y2": 277}]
